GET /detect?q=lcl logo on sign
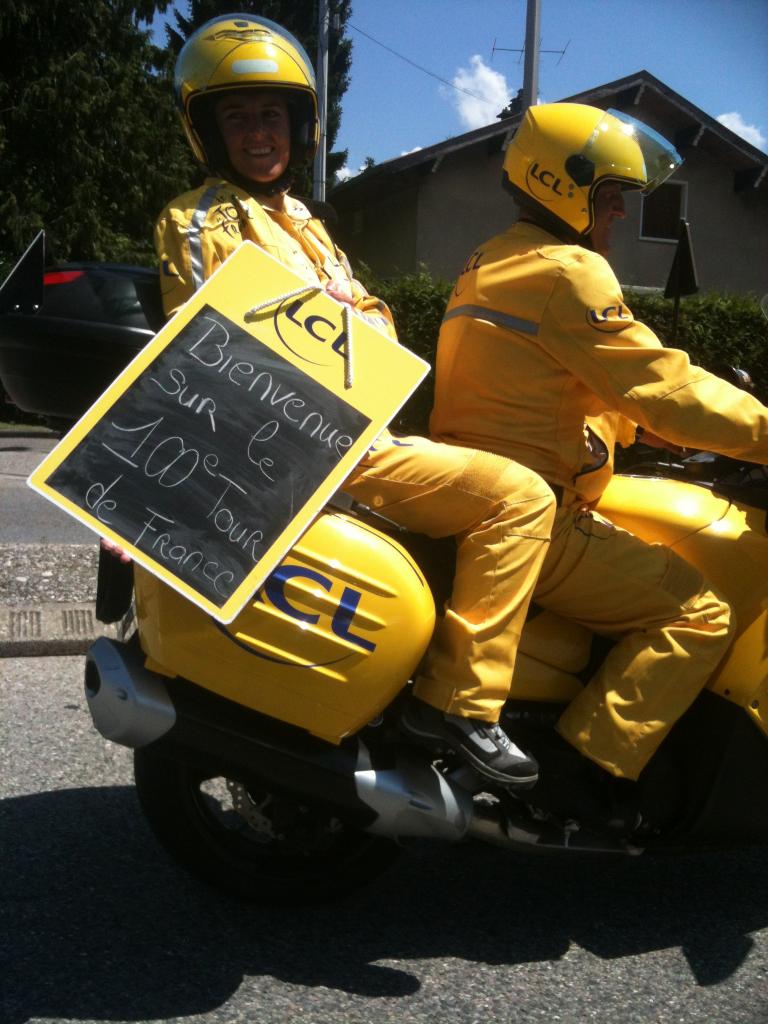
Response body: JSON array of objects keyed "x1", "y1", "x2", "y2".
[{"x1": 273, "y1": 296, "x2": 347, "y2": 367}]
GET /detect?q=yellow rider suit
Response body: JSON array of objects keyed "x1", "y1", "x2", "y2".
[
  {"x1": 155, "y1": 181, "x2": 555, "y2": 721},
  {"x1": 432, "y1": 220, "x2": 768, "y2": 778}
]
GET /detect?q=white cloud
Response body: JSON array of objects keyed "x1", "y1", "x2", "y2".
[
  {"x1": 335, "y1": 149, "x2": 421, "y2": 182},
  {"x1": 450, "y1": 55, "x2": 510, "y2": 131},
  {"x1": 335, "y1": 148, "x2": 421, "y2": 180},
  {"x1": 335, "y1": 161, "x2": 374, "y2": 182},
  {"x1": 716, "y1": 111, "x2": 766, "y2": 151}
]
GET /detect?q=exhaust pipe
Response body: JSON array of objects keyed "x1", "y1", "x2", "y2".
[
  {"x1": 355, "y1": 751, "x2": 474, "y2": 841},
  {"x1": 84, "y1": 638, "x2": 474, "y2": 841},
  {"x1": 85, "y1": 637, "x2": 176, "y2": 747},
  {"x1": 84, "y1": 640, "x2": 637, "y2": 853}
]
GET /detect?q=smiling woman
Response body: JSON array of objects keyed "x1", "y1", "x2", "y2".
[
  {"x1": 156, "y1": 15, "x2": 387, "y2": 318},
  {"x1": 214, "y1": 91, "x2": 291, "y2": 185},
  {"x1": 149, "y1": 11, "x2": 559, "y2": 789}
]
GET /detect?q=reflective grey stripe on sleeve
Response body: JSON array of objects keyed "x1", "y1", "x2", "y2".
[
  {"x1": 187, "y1": 185, "x2": 221, "y2": 291},
  {"x1": 441, "y1": 303, "x2": 539, "y2": 336}
]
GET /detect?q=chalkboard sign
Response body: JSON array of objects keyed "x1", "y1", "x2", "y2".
[{"x1": 29, "y1": 242, "x2": 429, "y2": 622}]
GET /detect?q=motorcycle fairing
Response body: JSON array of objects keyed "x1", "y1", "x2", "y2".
[
  {"x1": 599, "y1": 474, "x2": 768, "y2": 733},
  {"x1": 135, "y1": 510, "x2": 436, "y2": 743},
  {"x1": 133, "y1": 467, "x2": 768, "y2": 749},
  {"x1": 510, "y1": 610, "x2": 591, "y2": 702}
]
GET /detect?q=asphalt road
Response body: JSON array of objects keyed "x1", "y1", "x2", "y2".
[
  {"x1": 3, "y1": 654, "x2": 768, "y2": 1024},
  {"x1": 1, "y1": 430, "x2": 93, "y2": 544}
]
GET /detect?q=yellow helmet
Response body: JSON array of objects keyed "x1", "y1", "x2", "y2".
[
  {"x1": 502, "y1": 102, "x2": 682, "y2": 239},
  {"x1": 174, "y1": 14, "x2": 319, "y2": 172}
]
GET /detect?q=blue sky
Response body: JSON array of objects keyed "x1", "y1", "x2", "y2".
[
  {"x1": 336, "y1": 0, "x2": 768, "y2": 175},
  {"x1": 154, "y1": 0, "x2": 768, "y2": 175}
]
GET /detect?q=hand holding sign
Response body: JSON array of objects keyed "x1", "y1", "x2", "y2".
[{"x1": 29, "y1": 242, "x2": 429, "y2": 622}]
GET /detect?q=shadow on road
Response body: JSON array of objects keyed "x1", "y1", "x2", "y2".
[{"x1": 2, "y1": 784, "x2": 767, "y2": 1022}]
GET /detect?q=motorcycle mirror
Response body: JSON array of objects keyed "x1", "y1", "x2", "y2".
[{"x1": 711, "y1": 362, "x2": 755, "y2": 393}]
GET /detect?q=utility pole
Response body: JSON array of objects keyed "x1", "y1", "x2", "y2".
[
  {"x1": 491, "y1": 0, "x2": 567, "y2": 115},
  {"x1": 313, "y1": 0, "x2": 329, "y2": 202},
  {"x1": 521, "y1": 0, "x2": 540, "y2": 113}
]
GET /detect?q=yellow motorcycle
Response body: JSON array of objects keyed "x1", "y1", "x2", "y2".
[
  {"x1": 6, "y1": 233, "x2": 765, "y2": 902},
  {"x1": 85, "y1": 446, "x2": 768, "y2": 904}
]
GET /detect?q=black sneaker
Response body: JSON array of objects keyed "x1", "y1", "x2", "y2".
[{"x1": 400, "y1": 698, "x2": 539, "y2": 787}]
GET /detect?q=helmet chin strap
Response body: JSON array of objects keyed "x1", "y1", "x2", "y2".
[
  {"x1": 518, "y1": 210, "x2": 588, "y2": 248},
  {"x1": 216, "y1": 161, "x2": 295, "y2": 198},
  {"x1": 504, "y1": 175, "x2": 588, "y2": 247}
]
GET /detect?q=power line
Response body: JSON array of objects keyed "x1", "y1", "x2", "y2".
[{"x1": 349, "y1": 23, "x2": 499, "y2": 108}]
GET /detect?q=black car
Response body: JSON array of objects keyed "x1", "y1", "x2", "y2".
[{"x1": 0, "y1": 232, "x2": 165, "y2": 427}]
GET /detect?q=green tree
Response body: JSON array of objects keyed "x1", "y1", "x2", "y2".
[
  {"x1": 166, "y1": 0, "x2": 352, "y2": 193},
  {"x1": 0, "y1": 0, "x2": 194, "y2": 270}
]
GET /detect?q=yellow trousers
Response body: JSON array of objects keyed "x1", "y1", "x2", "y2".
[
  {"x1": 344, "y1": 435, "x2": 555, "y2": 720},
  {"x1": 537, "y1": 508, "x2": 735, "y2": 780}
]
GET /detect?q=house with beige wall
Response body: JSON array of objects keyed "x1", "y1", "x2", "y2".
[{"x1": 330, "y1": 71, "x2": 768, "y2": 296}]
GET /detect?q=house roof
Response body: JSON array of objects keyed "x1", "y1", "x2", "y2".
[{"x1": 331, "y1": 69, "x2": 768, "y2": 199}]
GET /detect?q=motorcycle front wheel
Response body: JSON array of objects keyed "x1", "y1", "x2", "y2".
[{"x1": 133, "y1": 747, "x2": 401, "y2": 905}]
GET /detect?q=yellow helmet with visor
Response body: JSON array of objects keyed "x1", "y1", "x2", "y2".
[
  {"x1": 174, "y1": 14, "x2": 319, "y2": 174},
  {"x1": 502, "y1": 102, "x2": 682, "y2": 240}
]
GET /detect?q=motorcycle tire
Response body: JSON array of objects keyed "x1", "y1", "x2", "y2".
[{"x1": 133, "y1": 746, "x2": 401, "y2": 905}]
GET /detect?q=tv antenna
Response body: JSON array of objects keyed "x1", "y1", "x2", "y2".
[
  {"x1": 491, "y1": 0, "x2": 568, "y2": 113},
  {"x1": 491, "y1": 38, "x2": 569, "y2": 65}
]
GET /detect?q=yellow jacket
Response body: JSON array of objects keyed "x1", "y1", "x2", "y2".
[
  {"x1": 154, "y1": 177, "x2": 394, "y2": 336},
  {"x1": 431, "y1": 221, "x2": 768, "y2": 504}
]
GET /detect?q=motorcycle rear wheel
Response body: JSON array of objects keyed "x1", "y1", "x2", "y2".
[{"x1": 133, "y1": 747, "x2": 400, "y2": 905}]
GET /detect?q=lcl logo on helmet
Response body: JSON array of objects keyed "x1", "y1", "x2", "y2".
[{"x1": 525, "y1": 160, "x2": 575, "y2": 202}]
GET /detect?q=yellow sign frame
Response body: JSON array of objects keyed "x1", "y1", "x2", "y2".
[{"x1": 29, "y1": 242, "x2": 430, "y2": 622}]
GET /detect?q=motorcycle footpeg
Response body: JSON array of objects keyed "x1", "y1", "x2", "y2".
[{"x1": 500, "y1": 774, "x2": 539, "y2": 793}]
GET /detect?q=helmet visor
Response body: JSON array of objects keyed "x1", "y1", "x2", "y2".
[{"x1": 583, "y1": 108, "x2": 683, "y2": 194}]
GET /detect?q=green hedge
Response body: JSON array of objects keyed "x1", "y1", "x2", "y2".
[
  {"x1": 3, "y1": 264, "x2": 765, "y2": 433},
  {"x1": 358, "y1": 264, "x2": 767, "y2": 435},
  {"x1": 357, "y1": 265, "x2": 452, "y2": 434},
  {"x1": 626, "y1": 290, "x2": 767, "y2": 397}
]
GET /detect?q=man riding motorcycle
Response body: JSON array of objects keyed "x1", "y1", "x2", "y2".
[{"x1": 430, "y1": 103, "x2": 768, "y2": 822}]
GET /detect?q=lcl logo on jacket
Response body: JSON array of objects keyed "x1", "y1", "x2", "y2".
[{"x1": 586, "y1": 303, "x2": 633, "y2": 332}]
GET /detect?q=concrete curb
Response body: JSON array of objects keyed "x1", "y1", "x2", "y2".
[
  {"x1": 0, "y1": 427, "x2": 58, "y2": 439},
  {"x1": 0, "y1": 602, "x2": 119, "y2": 657}
]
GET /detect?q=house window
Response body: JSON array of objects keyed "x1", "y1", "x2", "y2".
[{"x1": 640, "y1": 181, "x2": 687, "y2": 241}]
